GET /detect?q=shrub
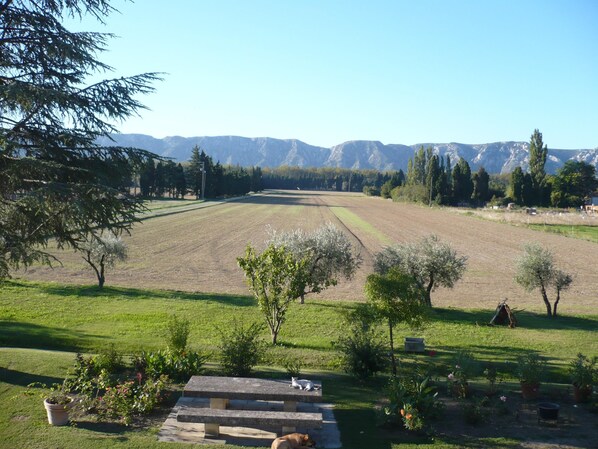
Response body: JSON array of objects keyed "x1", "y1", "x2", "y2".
[
  {"x1": 133, "y1": 348, "x2": 206, "y2": 382},
  {"x1": 282, "y1": 358, "x2": 303, "y2": 378},
  {"x1": 98, "y1": 375, "x2": 167, "y2": 425},
  {"x1": 516, "y1": 353, "x2": 545, "y2": 384},
  {"x1": 447, "y1": 350, "x2": 478, "y2": 398},
  {"x1": 166, "y1": 315, "x2": 191, "y2": 352},
  {"x1": 218, "y1": 321, "x2": 266, "y2": 377},
  {"x1": 334, "y1": 324, "x2": 387, "y2": 380},
  {"x1": 463, "y1": 398, "x2": 488, "y2": 426},
  {"x1": 94, "y1": 344, "x2": 124, "y2": 374},
  {"x1": 384, "y1": 373, "x2": 443, "y2": 430}
]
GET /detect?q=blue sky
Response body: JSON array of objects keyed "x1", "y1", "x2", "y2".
[{"x1": 70, "y1": 0, "x2": 598, "y2": 149}]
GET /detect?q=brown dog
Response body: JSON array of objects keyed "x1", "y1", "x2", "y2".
[{"x1": 271, "y1": 432, "x2": 316, "y2": 449}]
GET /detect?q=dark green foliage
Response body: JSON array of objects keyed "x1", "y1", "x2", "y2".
[
  {"x1": 551, "y1": 160, "x2": 598, "y2": 208},
  {"x1": 0, "y1": 0, "x2": 161, "y2": 279},
  {"x1": 529, "y1": 129, "x2": 549, "y2": 206},
  {"x1": 133, "y1": 348, "x2": 206, "y2": 382},
  {"x1": 463, "y1": 398, "x2": 489, "y2": 426},
  {"x1": 184, "y1": 146, "x2": 259, "y2": 198},
  {"x1": 384, "y1": 373, "x2": 443, "y2": 430},
  {"x1": 217, "y1": 321, "x2": 266, "y2": 377},
  {"x1": 472, "y1": 167, "x2": 490, "y2": 205},
  {"x1": 263, "y1": 166, "x2": 393, "y2": 192},
  {"x1": 334, "y1": 306, "x2": 388, "y2": 380},
  {"x1": 452, "y1": 158, "x2": 474, "y2": 204},
  {"x1": 98, "y1": 375, "x2": 167, "y2": 425}
]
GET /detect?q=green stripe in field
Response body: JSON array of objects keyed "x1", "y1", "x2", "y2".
[
  {"x1": 330, "y1": 206, "x2": 392, "y2": 244},
  {"x1": 527, "y1": 224, "x2": 598, "y2": 243}
]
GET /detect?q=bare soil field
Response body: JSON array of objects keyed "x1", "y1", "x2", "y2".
[{"x1": 20, "y1": 190, "x2": 598, "y2": 313}]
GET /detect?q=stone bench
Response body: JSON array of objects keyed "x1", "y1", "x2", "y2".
[
  {"x1": 404, "y1": 337, "x2": 425, "y2": 352},
  {"x1": 177, "y1": 405, "x2": 323, "y2": 437}
]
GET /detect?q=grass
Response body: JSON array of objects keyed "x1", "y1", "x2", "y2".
[
  {"x1": 527, "y1": 223, "x2": 598, "y2": 243},
  {"x1": 1, "y1": 280, "x2": 597, "y2": 449},
  {"x1": 329, "y1": 206, "x2": 393, "y2": 245}
]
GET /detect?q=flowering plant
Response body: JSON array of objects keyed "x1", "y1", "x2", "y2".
[
  {"x1": 447, "y1": 351, "x2": 477, "y2": 398},
  {"x1": 400, "y1": 403, "x2": 424, "y2": 431},
  {"x1": 98, "y1": 375, "x2": 167, "y2": 425}
]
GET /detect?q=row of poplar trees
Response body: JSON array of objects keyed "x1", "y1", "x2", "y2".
[{"x1": 395, "y1": 147, "x2": 491, "y2": 206}]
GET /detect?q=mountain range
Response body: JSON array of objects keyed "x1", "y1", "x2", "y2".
[{"x1": 100, "y1": 134, "x2": 598, "y2": 175}]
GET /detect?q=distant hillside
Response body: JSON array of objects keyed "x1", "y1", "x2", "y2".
[{"x1": 99, "y1": 134, "x2": 598, "y2": 174}]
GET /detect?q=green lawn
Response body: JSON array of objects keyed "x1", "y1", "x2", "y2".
[
  {"x1": 1, "y1": 280, "x2": 597, "y2": 449},
  {"x1": 527, "y1": 223, "x2": 598, "y2": 243}
]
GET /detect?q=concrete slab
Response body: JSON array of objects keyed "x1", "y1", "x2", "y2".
[{"x1": 158, "y1": 397, "x2": 341, "y2": 448}]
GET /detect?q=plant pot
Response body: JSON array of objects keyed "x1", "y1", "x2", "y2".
[
  {"x1": 43, "y1": 399, "x2": 70, "y2": 426},
  {"x1": 573, "y1": 384, "x2": 593, "y2": 403},
  {"x1": 537, "y1": 402, "x2": 559, "y2": 420},
  {"x1": 520, "y1": 382, "x2": 540, "y2": 400}
]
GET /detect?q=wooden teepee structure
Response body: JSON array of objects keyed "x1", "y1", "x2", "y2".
[{"x1": 490, "y1": 299, "x2": 517, "y2": 328}]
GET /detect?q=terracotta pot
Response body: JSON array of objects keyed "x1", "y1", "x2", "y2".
[
  {"x1": 43, "y1": 399, "x2": 70, "y2": 426},
  {"x1": 573, "y1": 384, "x2": 593, "y2": 403},
  {"x1": 520, "y1": 382, "x2": 540, "y2": 400}
]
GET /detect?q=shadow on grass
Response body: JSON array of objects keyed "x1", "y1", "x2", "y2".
[
  {"x1": 73, "y1": 421, "x2": 129, "y2": 435},
  {"x1": 0, "y1": 367, "x2": 63, "y2": 387},
  {"x1": 0, "y1": 320, "x2": 106, "y2": 352},
  {"x1": 5, "y1": 280, "x2": 256, "y2": 307},
  {"x1": 431, "y1": 308, "x2": 597, "y2": 331}
]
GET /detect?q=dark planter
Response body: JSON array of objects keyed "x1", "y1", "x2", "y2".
[
  {"x1": 573, "y1": 384, "x2": 593, "y2": 403},
  {"x1": 537, "y1": 402, "x2": 559, "y2": 420}
]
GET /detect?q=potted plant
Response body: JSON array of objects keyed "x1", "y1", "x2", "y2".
[
  {"x1": 516, "y1": 353, "x2": 545, "y2": 400},
  {"x1": 569, "y1": 353, "x2": 596, "y2": 403},
  {"x1": 43, "y1": 385, "x2": 73, "y2": 426}
]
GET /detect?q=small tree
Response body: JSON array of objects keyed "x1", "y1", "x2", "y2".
[
  {"x1": 81, "y1": 233, "x2": 128, "y2": 288},
  {"x1": 268, "y1": 224, "x2": 361, "y2": 304},
  {"x1": 515, "y1": 242, "x2": 573, "y2": 317},
  {"x1": 365, "y1": 267, "x2": 427, "y2": 376},
  {"x1": 374, "y1": 235, "x2": 467, "y2": 307},
  {"x1": 237, "y1": 244, "x2": 307, "y2": 344}
]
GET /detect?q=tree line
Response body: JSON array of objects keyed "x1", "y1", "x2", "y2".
[{"x1": 137, "y1": 145, "x2": 263, "y2": 199}]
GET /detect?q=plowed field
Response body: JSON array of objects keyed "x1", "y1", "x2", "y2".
[{"x1": 21, "y1": 190, "x2": 597, "y2": 312}]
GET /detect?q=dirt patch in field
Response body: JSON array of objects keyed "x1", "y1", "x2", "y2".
[{"x1": 19, "y1": 191, "x2": 598, "y2": 313}]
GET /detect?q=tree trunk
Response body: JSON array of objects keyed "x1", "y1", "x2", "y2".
[
  {"x1": 540, "y1": 284, "x2": 552, "y2": 317},
  {"x1": 553, "y1": 289, "x2": 561, "y2": 317},
  {"x1": 98, "y1": 260, "x2": 105, "y2": 289},
  {"x1": 388, "y1": 320, "x2": 397, "y2": 376},
  {"x1": 299, "y1": 293, "x2": 305, "y2": 305},
  {"x1": 425, "y1": 279, "x2": 434, "y2": 307},
  {"x1": 271, "y1": 329, "x2": 278, "y2": 345}
]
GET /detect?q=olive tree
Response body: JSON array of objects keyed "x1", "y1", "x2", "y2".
[
  {"x1": 0, "y1": 1, "x2": 160, "y2": 280},
  {"x1": 268, "y1": 223, "x2": 361, "y2": 304},
  {"x1": 374, "y1": 235, "x2": 467, "y2": 307},
  {"x1": 515, "y1": 243, "x2": 573, "y2": 317},
  {"x1": 81, "y1": 233, "x2": 127, "y2": 288},
  {"x1": 365, "y1": 267, "x2": 427, "y2": 376},
  {"x1": 237, "y1": 244, "x2": 308, "y2": 344}
]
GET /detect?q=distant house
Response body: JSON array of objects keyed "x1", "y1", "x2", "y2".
[{"x1": 584, "y1": 194, "x2": 598, "y2": 213}]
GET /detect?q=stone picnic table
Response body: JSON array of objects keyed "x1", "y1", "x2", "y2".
[{"x1": 178, "y1": 375, "x2": 323, "y2": 437}]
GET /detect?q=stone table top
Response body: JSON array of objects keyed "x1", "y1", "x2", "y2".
[{"x1": 183, "y1": 376, "x2": 322, "y2": 403}]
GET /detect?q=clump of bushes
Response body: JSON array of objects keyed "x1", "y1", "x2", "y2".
[
  {"x1": 384, "y1": 370, "x2": 444, "y2": 431},
  {"x1": 217, "y1": 321, "x2": 266, "y2": 377},
  {"x1": 334, "y1": 304, "x2": 388, "y2": 380}
]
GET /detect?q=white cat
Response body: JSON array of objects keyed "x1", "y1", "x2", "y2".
[{"x1": 291, "y1": 377, "x2": 319, "y2": 391}]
